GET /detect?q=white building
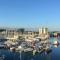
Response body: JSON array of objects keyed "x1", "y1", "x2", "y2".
[
  {"x1": 39, "y1": 28, "x2": 48, "y2": 35},
  {"x1": 39, "y1": 28, "x2": 49, "y2": 40}
]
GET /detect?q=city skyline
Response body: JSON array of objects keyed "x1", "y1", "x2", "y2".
[{"x1": 0, "y1": 0, "x2": 60, "y2": 30}]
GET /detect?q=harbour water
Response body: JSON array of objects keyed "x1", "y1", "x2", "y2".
[{"x1": 0, "y1": 38, "x2": 60, "y2": 60}]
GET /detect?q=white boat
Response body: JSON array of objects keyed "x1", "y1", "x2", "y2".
[
  {"x1": 24, "y1": 48, "x2": 33, "y2": 52},
  {"x1": 16, "y1": 46, "x2": 24, "y2": 51},
  {"x1": 53, "y1": 40, "x2": 59, "y2": 45},
  {"x1": 53, "y1": 40, "x2": 59, "y2": 48},
  {"x1": 10, "y1": 47, "x2": 15, "y2": 52}
]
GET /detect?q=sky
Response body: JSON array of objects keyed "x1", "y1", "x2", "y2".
[{"x1": 0, "y1": 0, "x2": 60, "y2": 30}]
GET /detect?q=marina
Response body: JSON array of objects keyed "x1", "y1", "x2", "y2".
[
  {"x1": 0, "y1": 28, "x2": 59, "y2": 60},
  {"x1": 0, "y1": 28, "x2": 60, "y2": 60},
  {"x1": 0, "y1": 0, "x2": 60, "y2": 60},
  {"x1": 0, "y1": 38, "x2": 60, "y2": 60}
]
